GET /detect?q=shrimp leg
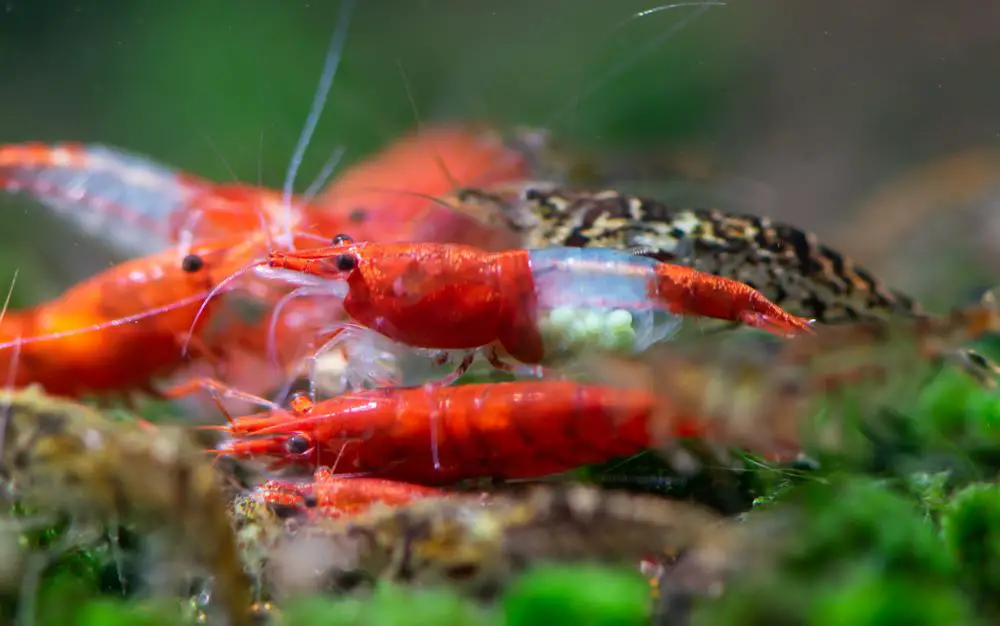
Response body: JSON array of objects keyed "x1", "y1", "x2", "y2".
[{"x1": 164, "y1": 377, "x2": 284, "y2": 413}]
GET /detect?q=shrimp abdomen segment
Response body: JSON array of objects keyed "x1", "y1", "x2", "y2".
[
  {"x1": 526, "y1": 247, "x2": 683, "y2": 357},
  {"x1": 651, "y1": 264, "x2": 815, "y2": 336},
  {"x1": 0, "y1": 142, "x2": 206, "y2": 256}
]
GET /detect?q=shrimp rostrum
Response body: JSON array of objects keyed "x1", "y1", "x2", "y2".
[
  {"x1": 264, "y1": 236, "x2": 814, "y2": 384},
  {"x1": 0, "y1": 385, "x2": 253, "y2": 626}
]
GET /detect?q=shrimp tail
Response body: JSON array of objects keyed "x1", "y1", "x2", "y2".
[{"x1": 654, "y1": 264, "x2": 815, "y2": 337}]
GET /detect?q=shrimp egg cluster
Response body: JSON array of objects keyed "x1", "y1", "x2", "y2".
[{"x1": 538, "y1": 306, "x2": 639, "y2": 357}]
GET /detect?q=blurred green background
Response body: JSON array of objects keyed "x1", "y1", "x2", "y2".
[{"x1": 1, "y1": 0, "x2": 999, "y2": 308}]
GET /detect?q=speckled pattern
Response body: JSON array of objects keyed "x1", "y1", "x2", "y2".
[{"x1": 458, "y1": 185, "x2": 922, "y2": 325}]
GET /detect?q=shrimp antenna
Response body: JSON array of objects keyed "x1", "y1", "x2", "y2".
[
  {"x1": 0, "y1": 269, "x2": 16, "y2": 332},
  {"x1": 396, "y1": 59, "x2": 461, "y2": 193},
  {"x1": 265, "y1": 285, "x2": 340, "y2": 368},
  {"x1": 0, "y1": 291, "x2": 212, "y2": 352},
  {"x1": 302, "y1": 145, "x2": 347, "y2": 204},
  {"x1": 544, "y1": 1, "x2": 721, "y2": 127},
  {"x1": 628, "y1": 1, "x2": 726, "y2": 22},
  {"x1": 352, "y1": 185, "x2": 501, "y2": 229},
  {"x1": 181, "y1": 260, "x2": 266, "y2": 357},
  {"x1": 279, "y1": 0, "x2": 357, "y2": 249},
  {"x1": 199, "y1": 130, "x2": 242, "y2": 184},
  {"x1": 198, "y1": 130, "x2": 277, "y2": 254},
  {"x1": 0, "y1": 270, "x2": 21, "y2": 464}
]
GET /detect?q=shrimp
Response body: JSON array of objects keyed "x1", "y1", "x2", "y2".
[
  {"x1": 254, "y1": 468, "x2": 446, "y2": 519},
  {"x1": 0, "y1": 142, "x2": 301, "y2": 258},
  {"x1": 179, "y1": 378, "x2": 777, "y2": 485},
  {"x1": 312, "y1": 123, "x2": 529, "y2": 250},
  {"x1": 264, "y1": 237, "x2": 814, "y2": 383},
  {"x1": 0, "y1": 233, "x2": 269, "y2": 398},
  {"x1": 0, "y1": 385, "x2": 252, "y2": 626}
]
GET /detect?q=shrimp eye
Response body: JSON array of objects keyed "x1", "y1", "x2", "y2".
[
  {"x1": 284, "y1": 435, "x2": 311, "y2": 455},
  {"x1": 302, "y1": 493, "x2": 318, "y2": 508},
  {"x1": 181, "y1": 253, "x2": 205, "y2": 273},
  {"x1": 335, "y1": 253, "x2": 358, "y2": 272},
  {"x1": 332, "y1": 233, "x2": 354, "y2": 245}
]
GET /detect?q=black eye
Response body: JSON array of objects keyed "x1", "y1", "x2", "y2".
[
  {"x1": 523, "y1": 187, "x2": 544, "y2": 201},
  {"x1": 181, "y1": 253, "x2": 205, "y2": 273},
  {"x1": 335, "y1": 253, "x2": 358, "y2": 271},
  {"x1": 349, "y1": 208, "x2": 367, "y2": 223},
  {"x1": 302, "y1": 493, "x2": 318, "y2": 508},
  {"x1": 332, "y1": 233, "x2": 354, "y2": 245},
  {"x1": 284, "y1": 435, "x2": 311, "y2": 455}
]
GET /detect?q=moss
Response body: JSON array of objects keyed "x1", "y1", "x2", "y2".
[
  {"x1": 941, "y1": 482, "x2": 1000, "y2": 615},
  {"x1": 693, "y1": 478, "x2": 969, "y2": 625},
  {"x1": 501, "y1": 565, "x2": 650, "y2": 626},
  {"x1": 72, "y1": 599, "x2": 189, "y2": 626},
  {"x1": 282, "y1": 584, "x2": 491, "y2": 626},
  {"x1": 809, "y1": 568, "x2": 980, "y2": 626}
]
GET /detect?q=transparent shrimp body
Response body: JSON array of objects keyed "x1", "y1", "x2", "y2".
[
  {"x1": 526, "y1": 247, "x2": 683, "y2": 360},
  {"x1": 0, "y1": 143, "x2": 202, "y2": 257}
]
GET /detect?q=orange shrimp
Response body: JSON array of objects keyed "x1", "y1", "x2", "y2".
[
  {"x1": 264, "y1": 237, "x2": 814, "y2": 383},
  {"x1": 311, "y1": 123, "x2": 529, "y2": 250},
  {"x1": 255, "y1": 468, "x2": 446, "y2": 519},
  {"x1": 0, "y1": 233, "x2": 269, "y2": 398},
  {"x1": 179, "y1": 379, "x2": 720, "y2": 486}
]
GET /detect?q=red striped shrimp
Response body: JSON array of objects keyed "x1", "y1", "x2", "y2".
[
  {"x1": 178, "y1": 379, "x2": 720, "y2": 486},
  {"x1": 254, "y1": 468, "x2": 446, "y2": 520},
  {"x1": 262, "y1": 237, "x2": 815, "y2": 385}
]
